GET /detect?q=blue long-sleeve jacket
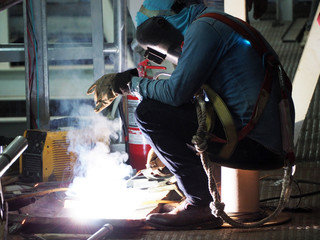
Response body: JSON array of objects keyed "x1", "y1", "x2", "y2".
[{"x1": 130, "y1": 6, "x2": 295, "y2": 154}]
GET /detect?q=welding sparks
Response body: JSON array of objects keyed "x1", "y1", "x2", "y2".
[
  {"x1": 64, "y1": 139, "x2": 164, "y2": 221},
  {"x1": 64, "y1": 105, "x2": 159, "y2": 221},
  {"x1": 64, "y1": 143, "x2": 157, "y2": 220}
]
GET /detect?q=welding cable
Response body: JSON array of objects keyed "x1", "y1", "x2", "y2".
[
  {"x1": 27, "y1": 25, "x2": 36, "y2": 89},
  {"x1": 259, "y1": 177, "x2": 320, "y2": 204},
  {"x1": 296, "y1": 179, "x2": 320, "y2": 185},
  {"x1": 288, "y1": 178, "x2": 302, "y2": 208},
  {"x1": 26, "y1": 0, "x2": 38, "y2": 128},
  {"x1": 26, "y1": 3, "x2": 34, "y2": 117},
  {"x1": 258, "y1": 176, "x2": 320, "y2": 212},
  {"x1": 29, "y1": 0, "x2": 40, "y2": 128},
  {"x1": 259, "y1": 177, "x2": 302, "y2": 209},
  {"x1": 26, "y1": 0, "x2": 33, "y2": 85},
  {"x1": 260, "y1": 176, "x2": 318, "y2": 209},
  {"x1": 26, "y1": 0, "x2": 39, "y2": 128},
  {"x1": 5, "y1": 188, "x2": 68, "y2": 202},
  {"x1": 259, "y1": 175, "x2": 301, "y2": 195},
  {"x1": 260, "y1": 189, "x2": 320, "y2": 203}
]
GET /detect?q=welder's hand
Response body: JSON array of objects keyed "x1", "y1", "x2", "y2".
[
  {"x1": 86, "y1": 73, "x2": 118, "y2": 113},
  {"x1": 86, "y1": 69, "x2": 139, "y2": 113},
  {"x1": 113, "y1": 68, "x2": 139, "y2": 94}
]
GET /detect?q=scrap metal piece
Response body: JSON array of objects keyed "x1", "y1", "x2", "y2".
[
  {"x1": 0, "y1": 136, "x2": 28, "y2": 219},
  {"x1": 87, "y1": 224, "x2": 113, "y2": 240},
  {"x1": 0, "y1": 136, "x2": 28, "y2": 240},
  {"x1": 0, "y1": 136, "x2": 28, "y2": 178}
]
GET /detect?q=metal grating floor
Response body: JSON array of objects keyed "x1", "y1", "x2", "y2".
[{"x1": 295, "y1": 76, "x2": 320, "y2": 162}]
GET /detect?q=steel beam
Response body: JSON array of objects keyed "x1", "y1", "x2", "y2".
[
  {"x1": 114, "y1": 0, "x2": 127, "y2": 72},
  {"x1": 23, "y1": 0, "x2": 50, "y2": 129},
  {"x1": 0, "y1": 43, "x2": 117, "y2": 63},
  {"x1": 23, "y1": 0, "x2": 30, "y2": 129},
  {"x1": 91, "y1": 0, "x2": 105, "y2": 80}
]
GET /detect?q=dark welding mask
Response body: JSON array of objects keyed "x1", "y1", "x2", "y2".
[{"x1": 136, "y1": 16, "x2": 184, "y2": 65}]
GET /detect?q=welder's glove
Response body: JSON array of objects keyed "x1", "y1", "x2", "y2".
[
  {"x1": 86, "y1": 68, "x2": 138, "y2": 113},
  {"x1": 113, "y1": 68, "x2": 139, "y2": 95},
  {"x1": 87, "y1": 73, "x2": 118, "y2": 113}
]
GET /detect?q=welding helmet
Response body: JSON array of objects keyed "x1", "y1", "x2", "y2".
[
  {"x1": 136, "y1": 16, "x2": 184, "y2": 65},
  {"x1": 135, "y1": 0, "x2": 204, "y2": 64}
]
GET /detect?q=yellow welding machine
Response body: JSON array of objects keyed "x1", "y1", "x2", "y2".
[{"x1": 20, "y1": 129, "x2": 77, "y2": 182}]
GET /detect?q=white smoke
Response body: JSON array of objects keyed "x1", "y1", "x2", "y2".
[{"x1": 65, "y1": 104, "x2": 147, "y2": 219}]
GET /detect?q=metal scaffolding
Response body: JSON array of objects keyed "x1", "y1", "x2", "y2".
[{"x1": 0, "y1": 0, "x2": 128, "y2": 129}]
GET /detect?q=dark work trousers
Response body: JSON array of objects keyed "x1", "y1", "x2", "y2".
[{"x1": 135, "y1": 99, "x2": 284, "y2": 206}]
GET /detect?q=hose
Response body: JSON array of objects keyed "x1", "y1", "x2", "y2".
[{"x1": 192, "y1": 90, "x2": 294, "y2": 228}]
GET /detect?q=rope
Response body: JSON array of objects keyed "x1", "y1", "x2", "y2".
[{"x1": 192, "y1": 91, "x2": 294, "y2": 228}]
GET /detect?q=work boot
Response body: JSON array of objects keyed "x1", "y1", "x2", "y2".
[{"x1": 145, "y1": 201, "x2": 223, "y2": 230}]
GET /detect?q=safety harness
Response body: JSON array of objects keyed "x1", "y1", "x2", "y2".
[
  {"x1": 198, "y1": 13, "x2": 294, "y2": 162},
  {"x1": 191, "y1": 13, "x2": 295, "y2": 228}
]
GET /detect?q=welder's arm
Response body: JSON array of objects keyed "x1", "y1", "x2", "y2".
[
  {"x1": 86, "y1": 69, "x2": 138, "y2": 113},
  {"x1": 130, "y1": 20, "x2": 224, "y2": 106}
]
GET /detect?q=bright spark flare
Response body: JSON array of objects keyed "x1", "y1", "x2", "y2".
[{"x1": 64, "y1": 106, "x2": 158, "y2": 220}]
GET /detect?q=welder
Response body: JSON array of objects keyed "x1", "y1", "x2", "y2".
[{"x1": 87, "y1": 0, "x2": 295, "y2": 230}]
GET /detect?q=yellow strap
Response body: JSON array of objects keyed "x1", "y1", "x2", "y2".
[{"x1": 202, "y1": 84, "x2": 238, "y2": 159}]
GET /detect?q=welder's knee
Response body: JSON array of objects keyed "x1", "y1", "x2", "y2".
[{"x1": 135, "y1": 99, "x2": 156, "y2": 125}]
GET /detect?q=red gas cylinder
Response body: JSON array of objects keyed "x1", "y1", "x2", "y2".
[
  {"x1": 126, "y1": 59, "x2": 166, "y2": 171},
  {"x1": 127, "y1": 94, "x2": 151, "y2": 171}
]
